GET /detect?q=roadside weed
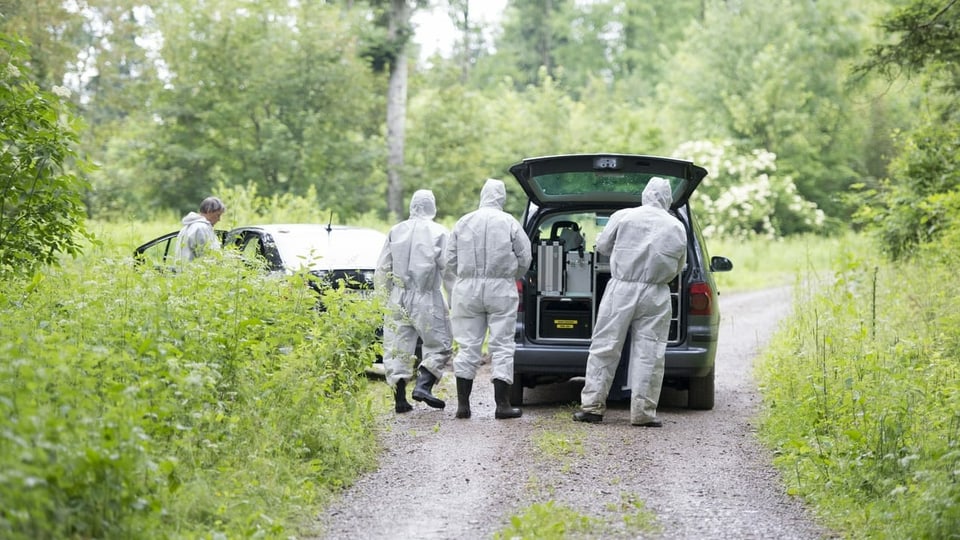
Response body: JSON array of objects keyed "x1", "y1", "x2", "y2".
[
  {"x1": 497, "y1": 495, "x2": 658, "y2": 540},
  {"x1": 757, "y1": 238, "x2": 960, "y2": 539},
  {"x1": 532, "y1": 412, "x2": 586, "y2": 460},
  {"x1": 0, "y1": 247, "x2": 382, "y2": 538},
  {"x1": 523, "y1": 475, "x2": 556, "y2": 498},
  {"x1": 615, "y1": 493, "x2": 662, "y2": 535},
  {"x1": 494, "y1": 501, "x2": 598, "y2": 540}
]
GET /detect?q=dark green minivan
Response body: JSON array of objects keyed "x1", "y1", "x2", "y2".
[{"x1": 508, "y1": 153, "x2": 733, "y2": 410}]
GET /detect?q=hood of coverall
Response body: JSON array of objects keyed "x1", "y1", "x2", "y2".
[
  {"x1": 479, "y1": 179, "x2": 506, "y2": 210},
  {"x1": 409, "y1": 189, "x2": 437, "y2": 220},
  {"x1": 642, "y1": 177, "x2": 673, "y2": 211},
  {"x1": 181, "y1": 211, "x2": 210, "y2": 226}
]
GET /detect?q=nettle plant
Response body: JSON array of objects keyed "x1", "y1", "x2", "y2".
[{"x1": 674, "y1": 140, "x2": 824, "y2": 239}]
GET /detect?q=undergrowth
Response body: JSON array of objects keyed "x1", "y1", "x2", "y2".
[
  {"x1": 756, "y1": 237, "x2": 960, "y2": 539},
  {"x1": 0, "y1": 246, "x2": 384, "y2": 538}
]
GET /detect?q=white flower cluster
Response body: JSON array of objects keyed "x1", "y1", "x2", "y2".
[
  {"x1": 52, "y1": 85, "x2": 72, "y2": 98},
  {"x1": 674, "y1": 139, "x2": 824, "y2": 239},
  {"x1": 5, "y1": 63, "x2": 21, "y2": 78}
]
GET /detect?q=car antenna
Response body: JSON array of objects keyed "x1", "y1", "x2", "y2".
[{"x1": 326, "y1": 211, "x2": 333, "y2": 233}]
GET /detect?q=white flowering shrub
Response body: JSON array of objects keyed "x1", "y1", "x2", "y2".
[{"x1": 673, "y1": 140, "x2": 824, "y2": 239}]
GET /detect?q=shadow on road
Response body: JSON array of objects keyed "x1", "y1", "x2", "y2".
[{"x1": 518, "y1": 377, "x2": 696, "y2": 416}]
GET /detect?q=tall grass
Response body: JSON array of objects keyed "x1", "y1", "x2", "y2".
[
  {"x1": 756, "y1": 235, "x2": 960, "y2": 538},
  {"x1": 709, "y1": 233, "x2": 853, "y2": 292},
  {"x1": 0, "y1": 239, "x2": 384, "y2": 538}
]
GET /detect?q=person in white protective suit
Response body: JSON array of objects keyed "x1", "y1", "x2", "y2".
[
  {"x1": 175, "y1": 196, "x2": 225, "y2": 262},
  {"x1": 375, "y1": 190, "x2": 455, "y2": 413},
  {"x1": 573, "y1": 176, "x2": 687, "y2": 427},
  {"x1": 444, "y1": 179, "x2": 532, "y2": 419}
]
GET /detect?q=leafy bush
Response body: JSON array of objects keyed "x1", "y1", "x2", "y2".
[
  {"x1": 674, "y1": 140, "x2": 826, "y2": 239},
  {"x1": 0, "y1": 34, "x2": 94, "y2": 278},
  {"x1": 757, "y1": 238, "x2": 960, "y2": 538},
  {"x1": 0, "y1": 251, "x2": 383, "y2": 538},
  {"x1": 854, "y1": 122, "x2": 960, "y2": 260}
]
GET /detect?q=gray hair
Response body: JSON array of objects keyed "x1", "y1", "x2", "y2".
[{"x1": 199, "y1": 196, "x2": 225, "y2": 214}]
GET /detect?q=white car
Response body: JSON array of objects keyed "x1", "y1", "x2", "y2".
[
  {"x1": 135, "y1": 223, "x2": 386, "y2": 292},
  {"x1": 224, "y1": 224, "x2": 385, "y2": 291},
  {"x1": 135, "y1": 223, "x2": 391, "y2": 373}
]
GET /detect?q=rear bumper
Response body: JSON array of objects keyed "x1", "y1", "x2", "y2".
[
  {"x1": 513, "y1": 344, "x2": 714, "y2": 377},
  {"x1": 513, "y1": 323, "x2": 717, "y2": 382}
]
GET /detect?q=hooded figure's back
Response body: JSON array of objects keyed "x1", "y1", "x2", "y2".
[{"x1": 596, "y1": 176, "x2": 687, "y2": 285}]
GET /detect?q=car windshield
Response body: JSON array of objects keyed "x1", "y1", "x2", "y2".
[{"x1": 530, "y1": 171, "x2": 686, "y2": 202}]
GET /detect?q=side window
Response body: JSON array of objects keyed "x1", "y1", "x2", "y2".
[
  {"x1": 537, "y1": 212, "x2": 599, "y2": 251},
  {"x1": 242, "y1": 235, "x2": 262, "y2": 260},
  {"x1": 137, "y1": 237, "x2": 176, "y2": 270},
  {"x1": 236, "y1": 234, "x2": 272, "y2": 271}
]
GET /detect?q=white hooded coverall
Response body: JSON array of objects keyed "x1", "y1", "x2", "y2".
[
  {"x1": 175, "y1": 212, "x2": 221, "y2": 262},
  {"x1": 579, "y1": 177, "x2": 688, "y2": 424},
  {"x1": 444, "y1": 179, "x2": 533, "y2": 383},
  {"x1": 375, "y1": 190, "x2": 454, "y2": 387}
]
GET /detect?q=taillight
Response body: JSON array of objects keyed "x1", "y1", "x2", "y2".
[
  {"x1": 688, "y1": 282, "x2": 713, "y2": 315},
  {"x1": 516, "y1": 279, "x2": 524, "y2": 312}
]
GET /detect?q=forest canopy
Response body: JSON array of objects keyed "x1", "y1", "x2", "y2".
[{"x1": 1, "y1": 0, "x2": 956, "y2": 248}]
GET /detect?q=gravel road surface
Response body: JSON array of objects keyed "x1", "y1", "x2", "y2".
[{"x1": 314, "y1": 287, "x2": 835, "y2": 539}]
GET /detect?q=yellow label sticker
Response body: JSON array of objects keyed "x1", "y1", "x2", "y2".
[{"x1": 554, "y1": 319, "x2": 578, "y2": 329}]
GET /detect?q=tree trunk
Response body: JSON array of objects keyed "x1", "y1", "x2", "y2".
[{"x1": 386, "y1": 0, "x2": 411, "y2": 220}]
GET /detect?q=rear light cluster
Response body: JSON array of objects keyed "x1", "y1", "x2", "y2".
[
  {"x1": 688, "y1": 282, "x2": 714, "y2": 316},
  {"x1": 516, "y1": 279, "x2": 525, "y2": 312}
]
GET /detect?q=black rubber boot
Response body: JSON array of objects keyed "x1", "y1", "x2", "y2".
[
  {"x1": 455, "y1": 377, "x2": 473, "y2": 419},
  {"x1": 493, "y1": 379, "x2": 522, "y2": 419},
  {"x1": 394, "y1": 379, "x2": 413, "y2": 413},
  {"x1": 572, "y1": 411, "x2": 603, "y2": 424},
  {"x1": 411, "y1": 366, "x2": 445, "y2": 409}
]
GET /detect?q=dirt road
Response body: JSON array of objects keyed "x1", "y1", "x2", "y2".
[{"x1": 314, "y1": 287, "x2": 834, "y2": 539}]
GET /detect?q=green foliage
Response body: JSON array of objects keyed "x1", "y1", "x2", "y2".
[
  {"x1": 479, "y1": 0, "x2": 703, "y2": 98},
  {"x1": 407, "y1": 74, "x2": 663, "y2": 219},
  {"x1": 675, "y1": 140, "x2": 826, "y2": 238},
  {"x1": 487, "y1": 0, "x2": 576, "y2": 90},
  {"x1": 0, "y1": 1, "x2": 85, "y2": 88},
  {"x1": 215, "y1": 181, "x2": 334, "y2": 226},
  {"x1": 654, "y1": 0, "x2": 889, "y2": 220},
  {"x1": 857, "y1": 0, "x2": 960, "y2": 93},
  {"x1": 494, "y1": 501, "x2": 599, "y2": 540},
  {"x1": 4, "y1": 0, "x2": 914, "y2": 237},
  {"x1": 613, "y1": 493, "x2": 663, "y2": 536},
  {"x1": 405, "y1": 84, "x2": 506, "y2": 219},
  {"x1": 852, "y1": 1, "x2": 960, "y2": 261},
  {"x1": 853, "y1": 121, "x2": 960, "y2": 259},
  {"x1": 757, "y1": 237, "x2": 960, "y2": 539},
  {"x1": 0, "y1": 34, "x2": 94, "y2": 278},
  {"x1": 120, "y1": 1, "x2": 385, "y2": 217},
  {"x1": 0, "y1": 242, "x2": 383, "y2": 538},
  {"x1": 495, "y1": 495, "x2": 661, "y2": 540},
  {"x1": 532, "y1": 412, "x2": 586, "y2": 461}
]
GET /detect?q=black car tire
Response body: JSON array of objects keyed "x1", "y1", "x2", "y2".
[{"x1": 687, "y1": 368, "x2": 715, "y2": 410}]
